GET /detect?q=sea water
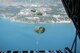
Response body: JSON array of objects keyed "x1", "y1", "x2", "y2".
[{"x1": 0, "y1": 18, "x2": 80, "y2": 52}]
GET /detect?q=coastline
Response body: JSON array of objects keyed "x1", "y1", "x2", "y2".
[{"x1": 9, "y1": 18, "x2": 72, "y2": 24}]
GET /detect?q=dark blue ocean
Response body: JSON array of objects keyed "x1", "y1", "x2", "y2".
[{"x1": 0, "y1": 18, "x2": 80, "y2": 52}]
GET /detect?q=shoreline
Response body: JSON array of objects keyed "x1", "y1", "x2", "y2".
[
  {"x1": 10, "y1": 17, "x2": 72, "y2": 24},
  {"x1": 0, "y1": 16, "x2": 72, "y2": 24}
]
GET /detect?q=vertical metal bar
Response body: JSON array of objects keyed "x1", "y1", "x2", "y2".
[
  {"x1": 74, "y1": 31, "x2": 78, "y2": 53},
  {"x1": 71, "y1": 31, "x2": 77, "y2": 51}
]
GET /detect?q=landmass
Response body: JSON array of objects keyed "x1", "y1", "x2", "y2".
[{"x1": 0, "y1": 4, "x2": 72, "y2": 24}]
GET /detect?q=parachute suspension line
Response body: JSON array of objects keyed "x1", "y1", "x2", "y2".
[
  {"x1": 36, "y1": 34, "x2": 40, "y2": 50},
  {"x1": 34, "y1": 26, "x2": 45, "y2": 49}
]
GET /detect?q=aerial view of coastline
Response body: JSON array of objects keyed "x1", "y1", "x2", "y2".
[
  {"x1": 0, "y1": 0, "x2": 80, "y2": 53},
  {"x1": 0, "y1": 0, "x2": 71, "y2": 24}
]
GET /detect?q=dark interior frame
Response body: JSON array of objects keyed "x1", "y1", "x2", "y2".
[{"x1": 61, "y1": 0, "x2": 80, "y2": 53}]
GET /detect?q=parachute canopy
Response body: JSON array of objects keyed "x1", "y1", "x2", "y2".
[{"x1": 34, "y1": 26, "x2": 45, "y2": 34}]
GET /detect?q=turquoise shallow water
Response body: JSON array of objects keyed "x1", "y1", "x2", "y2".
[{"x1": 0, "y1": 18, "x2": 80, "y2": 52}]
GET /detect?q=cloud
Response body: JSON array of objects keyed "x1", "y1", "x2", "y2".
[
  {"x1": 0, "y1": 0, "x2": 25, "y2": 6},
  {"x1": 0, "y1": 0, "x2": 57, "y2": 6}
]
